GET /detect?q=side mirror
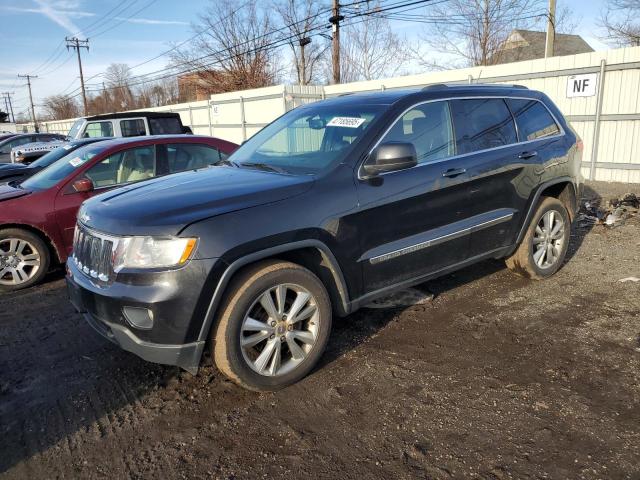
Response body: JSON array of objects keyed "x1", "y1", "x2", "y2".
[
  {"x1": 73, "y1": 178, "x2": 94, "y2": 193},
  {"x1": 363, "y1": 142, "x2": 418, "y2": 177}
]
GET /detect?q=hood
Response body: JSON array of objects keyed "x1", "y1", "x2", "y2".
[
  {"x1": 81, "y1": 166, "x2": 314, "y2": 236},
  {"x1": 0, "y1": 183, "x2": 31, "y2": 202}
]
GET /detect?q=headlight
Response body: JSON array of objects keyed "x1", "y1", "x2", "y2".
[{"x1": 112, "y1": 236, "x2": 197, "y2": 272}]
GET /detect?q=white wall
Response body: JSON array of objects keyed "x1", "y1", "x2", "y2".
[{"x1": 26, "y1": 45, "x2": 640, "y2": 182}]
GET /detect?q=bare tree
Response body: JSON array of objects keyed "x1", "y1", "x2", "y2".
[
  {"x1": 333, "y1": 11, "x2": 413, "y2": 82},
  {"x1": 104, "y1": 63, "x2": 136, "y2": 110},
  {"x1": 42, "y1": 94, "x2": 81, "y2": 120},
  {"x1": 600, "y1": 0, "x2": 640, "y2": 46},
  {"x1": 416, "y1": 0, "x2": 545, "y2": 68},
  {"x1": 137, "y1": 78, "x2": 180, "y2": 108},
  {"x1": 171, "y1": 0, "x2": 280, "y2": 94},
  {"x1": 273, "y1": 0, "x2": 329, "y2": 84}
]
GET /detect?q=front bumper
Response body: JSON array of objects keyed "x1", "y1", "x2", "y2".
[{"x1": 66, "y1": 258, "x2": 216, "y2": 374}]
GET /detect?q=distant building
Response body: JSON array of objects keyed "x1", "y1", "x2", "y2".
[
  {"x1": 491, "y1": 29, "x2": 594, "y2": 64},
  {"x1": 178, "y1": 71, "x2": 222, "y2": 101}
]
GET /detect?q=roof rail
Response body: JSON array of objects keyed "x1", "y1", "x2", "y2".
[{"x1": 421, "y1": 83, "x2": 529, "y2": 90}]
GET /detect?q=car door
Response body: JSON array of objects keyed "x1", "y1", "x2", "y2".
[
  {"x1": 354, "y1": 100, "x2": 473, "y2": 294},
  {"x1": 53, "y1": 145, "x2": 156, "y2": 253},
  {"x1": 448, "y1": 98, "x2": 525, "y2": 258}
]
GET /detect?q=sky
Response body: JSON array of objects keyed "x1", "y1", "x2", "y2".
[{"x1": 0, "y1": 0, "x2": 610, "y2": 120}]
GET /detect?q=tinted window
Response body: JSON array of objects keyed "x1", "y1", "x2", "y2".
[
  {"x1": 507, "y1": 99, "x2": 560, "y2": 141},
  {"x1": 84, "y1": 121, "x2": 113, "y2": 138},
  {"x1": 379, "y1": 101, "x2": 454, "y2": 164},
  {"x1": 120, "y1": 119, "x2": 147, "y2": 137},
  {"x1": 165, "y1": 144, "x2": 222, "y2": 173},
  {"x1": 149, "y1": 117, "x2": 182, "y2": 134},
  {"x1": 451, "y1": 99, "x2": 517, "y2": 154},
  {"x1": 85, "y1": 146, "x2": 155, "y2": 187}
]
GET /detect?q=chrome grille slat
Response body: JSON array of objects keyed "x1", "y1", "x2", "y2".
[{"x1": 72, "y1": 224, "x2": 115, "y2": 283}]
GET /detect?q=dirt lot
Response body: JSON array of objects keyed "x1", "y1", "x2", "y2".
[{"x1": 1, "y1": 181, "x2": 639, "y2": 480}]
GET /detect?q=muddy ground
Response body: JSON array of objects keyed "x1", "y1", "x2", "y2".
[{"x1": 1, "y1": 181, "x2": 639, "y2": 480}]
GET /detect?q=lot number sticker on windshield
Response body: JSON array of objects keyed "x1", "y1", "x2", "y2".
[
  {"x1": 68, "y1": 156, "x2": 84, "y2": 167},
  {"x1": 327, "y1": 116, "x2": 366, "y2": 128}
]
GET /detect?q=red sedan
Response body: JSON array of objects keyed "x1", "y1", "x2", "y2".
[{"x1": 0, "y1": 135, "x2": 237, "y2": 291}]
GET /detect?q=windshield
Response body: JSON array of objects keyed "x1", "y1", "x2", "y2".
[
  {"x1": 229, "y1": 103, "x2": 386, "y2": 174},
  {"x1": 67, "y1": 119, "x2": 84, "y2": 139},
  {"x1": 28, "y1": 143, "x2": 81, "y2": 169},
  {"x1": 21, "y1": 143, "x2": 104, "y2": 191}
]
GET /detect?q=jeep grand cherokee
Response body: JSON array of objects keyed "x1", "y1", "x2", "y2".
[{"x1": 66, "y1": 84, "x2": 583, "y2": 391}]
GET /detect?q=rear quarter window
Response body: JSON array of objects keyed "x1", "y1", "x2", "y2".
[
  {"x1": 506, "y1": 99, "x2": 561, "y2": 141},
  {"x1": 148, "y1": 117, "x2": 182, "y2": 134}
]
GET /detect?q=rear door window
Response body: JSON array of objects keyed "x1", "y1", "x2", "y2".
[
  {"x1": 165, "y1": 143, "x2": 223, "y2": 173},
  {"x1": 450, "y1": 99, "x2": 517, "y2": 154},
  {"x1": 506, "y1": 99, "x2": 560, "y2": 141},
  {"x1": 120, "y1": 119, "x2": 147, "y2": 137},
  {"x1": 84, "y1": 121, "x2": 113, "y2": 138}
]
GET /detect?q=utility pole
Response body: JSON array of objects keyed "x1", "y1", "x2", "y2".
[
  {"x1": 66, "y1": 37, "x2": 89, "y2": 115},
  {"x1": 544, "y1": 0, "x2": 556, "y2": 58},
  {"x1": 5, "y1": 92, "x2": 15, "y2": 123},
  {"x1": 17, "y1": 74, "x2": 38, "y2": 132},
  {"x1": 329, "y1": 0, "x2": 344, "y2": 84}
]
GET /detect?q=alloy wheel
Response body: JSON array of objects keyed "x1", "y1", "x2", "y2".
[
  {"x1": 240, "y1": 283, "x2": 319, "y2": 377},
  {"x1": 532, "y1": 210, "x2": 565, "y2": 269},
  {"x1": 0, "y1": 238, "x2": 42, "y2": 286}
]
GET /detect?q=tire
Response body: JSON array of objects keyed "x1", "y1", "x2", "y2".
[
  {"x1": 505, "y1": 197, "x2": 571, "y2": 280},
  {"x1": 0, "y1": 228, "x2": 51, "y2": 292},
  {"x1": 213, "y1": 260, "x2": 332, "y2": 391}
]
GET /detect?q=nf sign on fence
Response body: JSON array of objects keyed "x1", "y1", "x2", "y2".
[{"x1": 566, "y1": 73, "x2": 598, "y2": 98}]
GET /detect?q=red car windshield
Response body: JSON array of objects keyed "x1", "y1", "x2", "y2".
[{"x1": 21, "y1": 144, "x2": 104, "y2": 191}]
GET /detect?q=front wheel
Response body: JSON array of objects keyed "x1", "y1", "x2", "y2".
[
  {"x1": 212, "y1": 260, "x2": 332, "y2": 391},
  {"x1": 0, "y1": 228, "x2": 50, "y2": 292},
  {"x1": 505, "y1": 197, "x2": 571, "y2": 280}
]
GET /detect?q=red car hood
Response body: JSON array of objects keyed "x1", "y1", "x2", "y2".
[{"x1": 0, "y1": 184, "x2": 31, "y2": 202}]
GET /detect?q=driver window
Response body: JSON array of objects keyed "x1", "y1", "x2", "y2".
[
  {"x1": 380, "y1": 101, "x2": 455, "y2": 164},
  {"x1": 84, "y1": 146, "x2": 155, "y2": 188}
]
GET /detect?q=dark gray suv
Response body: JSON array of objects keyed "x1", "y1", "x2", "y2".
[{"x1": 67, "y1": 84, "x2": 583, "y2": 391}]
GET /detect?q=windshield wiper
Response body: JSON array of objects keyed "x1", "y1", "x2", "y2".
[
  {"x1": 214, "y1": 158, "x2": 240, "y2": 168},
  {"x1": 240, "y1": 162, "x2": 288, "y2": 174}
]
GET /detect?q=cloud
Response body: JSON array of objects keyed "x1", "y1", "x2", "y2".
[
  {"x1": 1, "y1": 0, "x2": 94, "y2": 36},
  {"x1": 113, "y1": 16, "x2": 189, "y2": 26}
]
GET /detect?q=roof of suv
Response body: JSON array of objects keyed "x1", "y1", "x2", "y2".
[
  {"x1": 81, "y1": 111, "x2": 182, "y2": 122},
  {"x1": 319, "y1": 83, "x2": 538, "y2": 107}
]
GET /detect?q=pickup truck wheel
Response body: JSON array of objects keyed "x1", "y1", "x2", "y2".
[
  {"x1": 505, "y1": 197, "x2": 570, "y2": 280},
  {"x1": 213, "y1": 260, "x2": 332, "y2": 391},
  {"x1": 0, "y1": 228, "x2": 50, "y2": 292}
]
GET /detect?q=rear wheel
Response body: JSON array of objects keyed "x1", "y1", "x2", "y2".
[
  {"x1": 0, "y1": 228, "x2": 50, "y2": 292},
  {"x1": 213, "y1": 260, "x2": 332, "y2": 391},
  {"x1": 505, "y1": 197, "x2": 570, "y2": 280}
]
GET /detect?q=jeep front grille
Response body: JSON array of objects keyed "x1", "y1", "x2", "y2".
[{"x1": 72, "y1": 224, "x2": 114, "y2": 282}]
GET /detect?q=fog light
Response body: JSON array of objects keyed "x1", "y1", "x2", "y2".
[{"x1": 123, "y1": 307, "x2": 154, "y2": 330}]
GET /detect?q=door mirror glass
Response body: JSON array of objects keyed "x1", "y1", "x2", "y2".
[
  {"x1": 363, "y1": 142, "x2": 417, "y2": 176},
  {"x1": 73, "y1": 178, "x2": 94, "y2": 193}
]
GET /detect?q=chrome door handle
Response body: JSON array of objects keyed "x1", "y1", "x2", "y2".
[
  {"x1": 442, "y1": 168, "x2": 466, "y2": 178},
  {"x1": 518, "y1": 151, "x2": 538, "y2": 159}
]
